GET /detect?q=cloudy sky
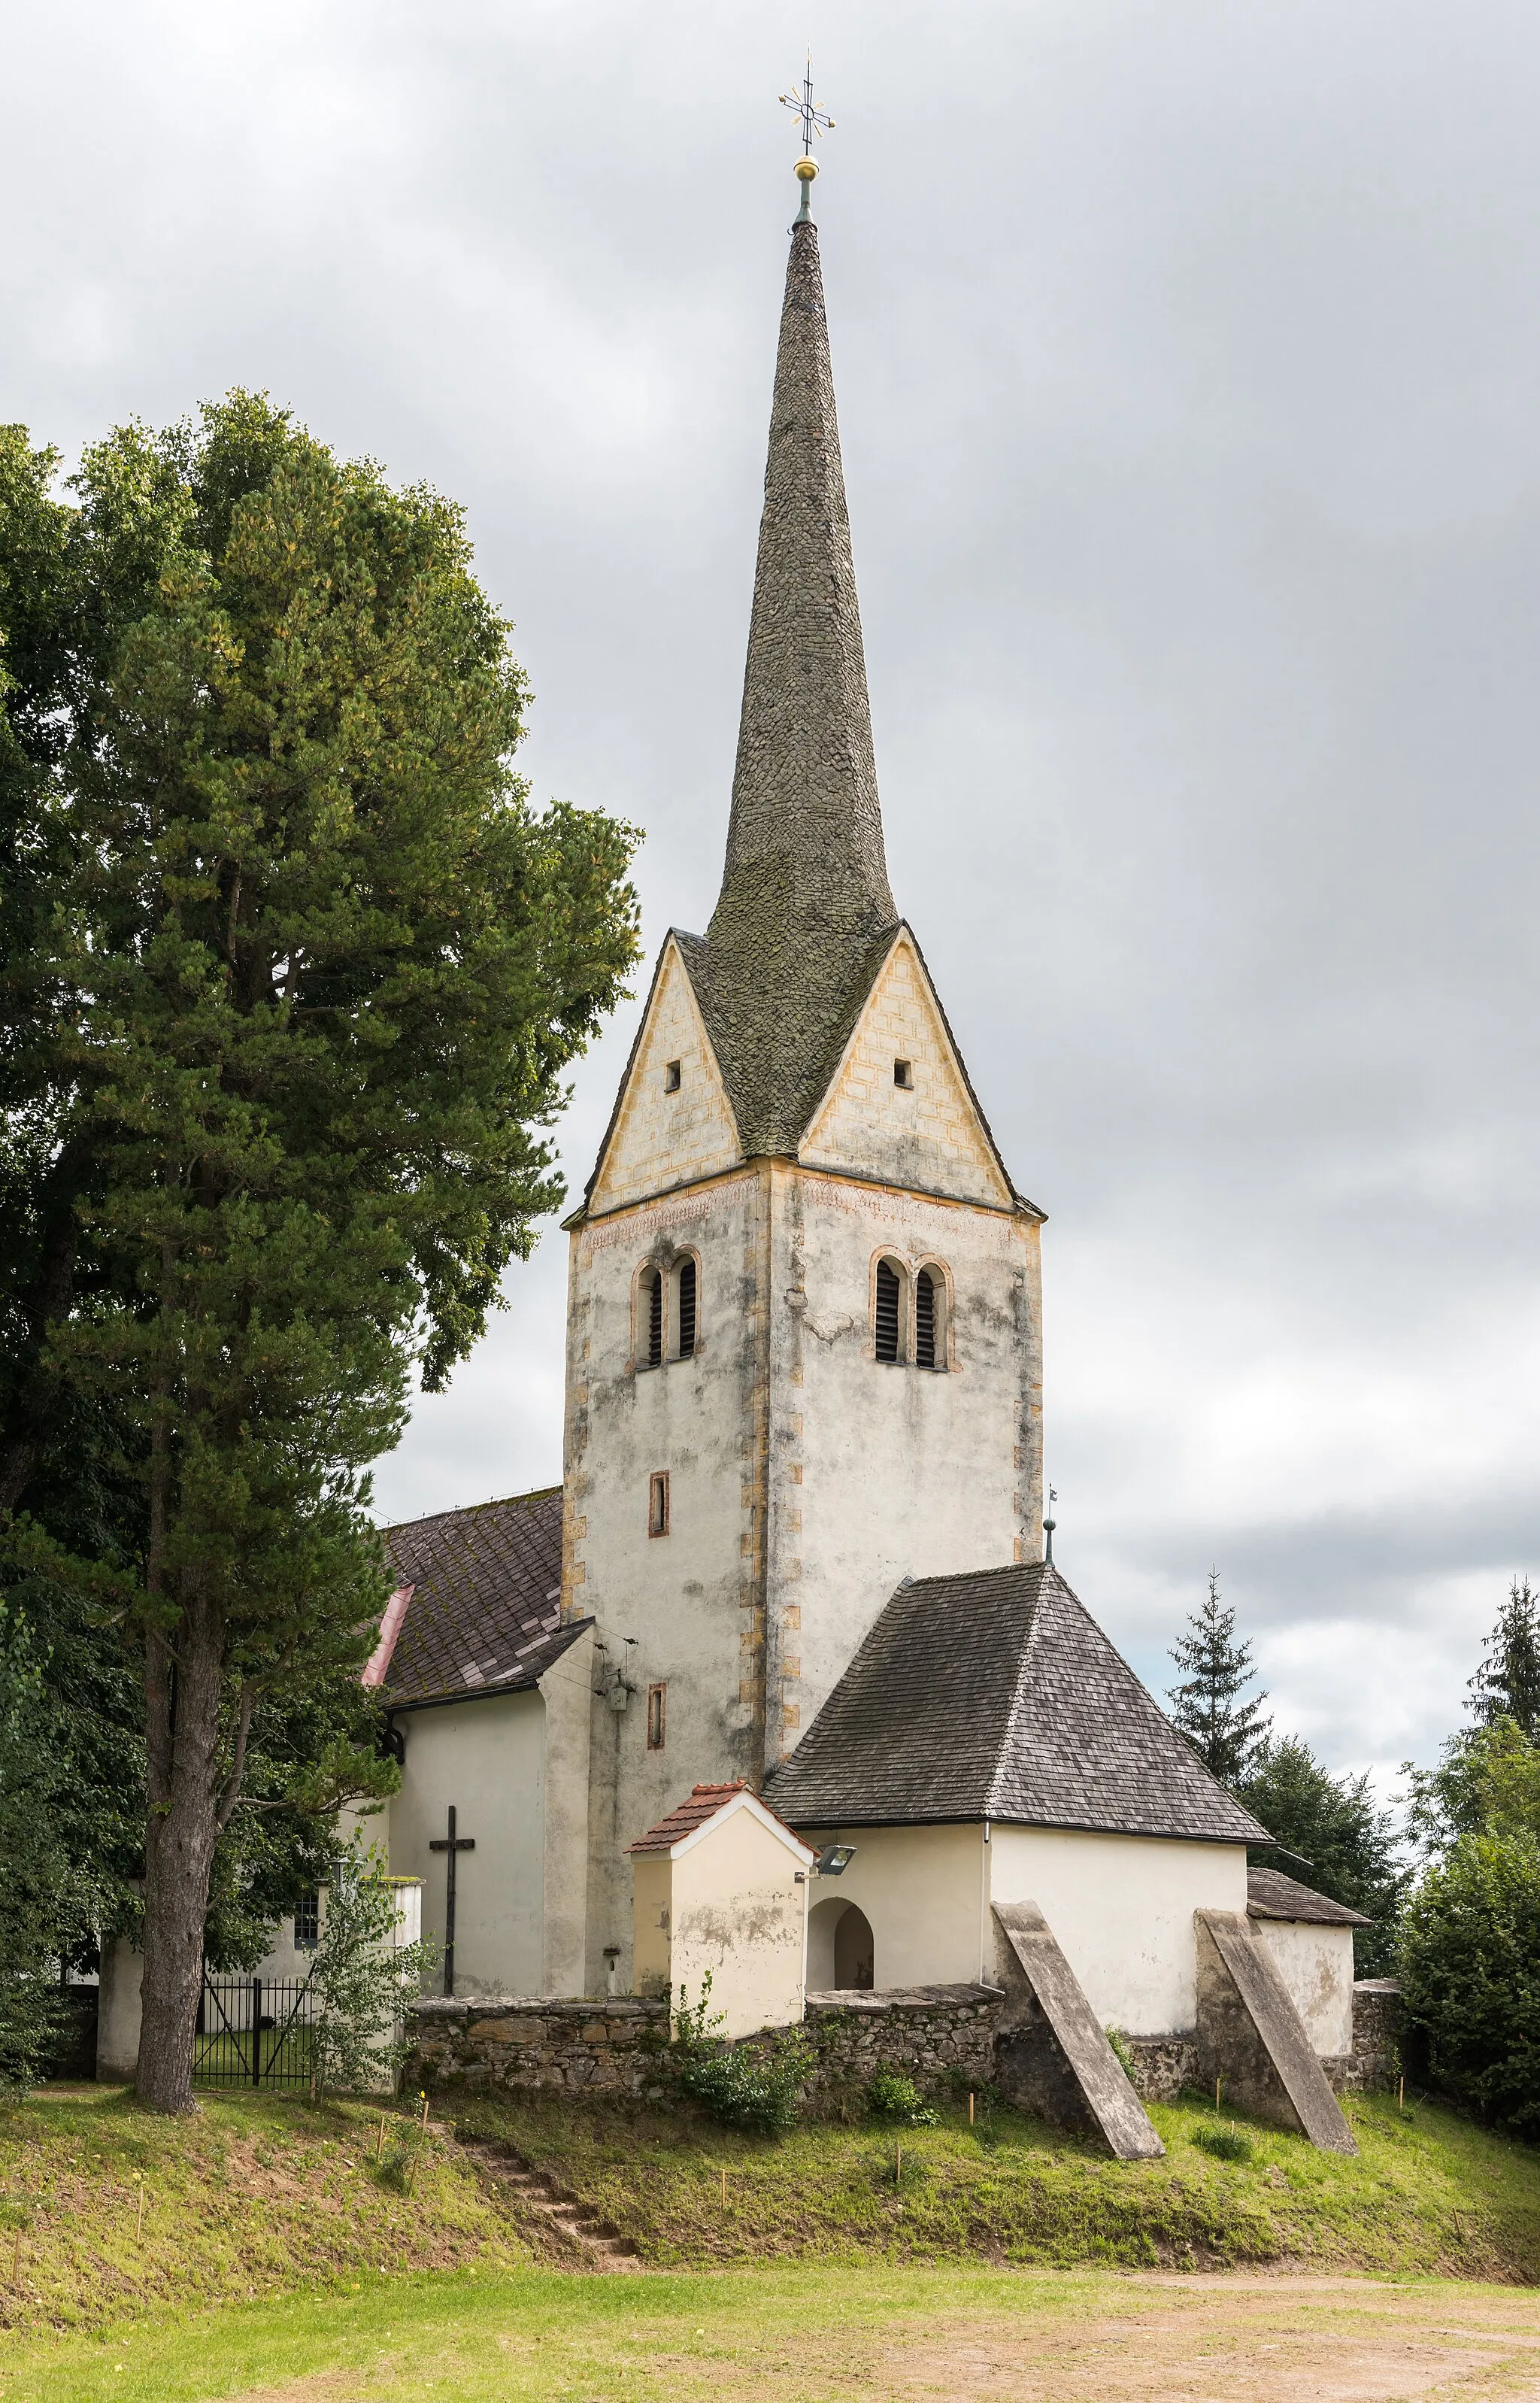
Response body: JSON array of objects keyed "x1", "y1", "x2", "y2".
[{"x1": 10, "y1": 0, "x2": 1540, "y2": 1787}]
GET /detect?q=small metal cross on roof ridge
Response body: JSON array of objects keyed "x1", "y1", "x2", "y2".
[{"x1": 780, "y1": 53, "x2": 835, "y2": 158}]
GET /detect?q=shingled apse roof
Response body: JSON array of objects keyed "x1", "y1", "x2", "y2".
[
  {"x1": 379, "y1": 1488, "x2": 587, "y2": 1710},
  {"x1": 765, "y1": 1561, "x2": 1270, "y2": 1844},
  {"x1": 1247, "y1": 1865, "x2": 1370, "y2": 1926}
]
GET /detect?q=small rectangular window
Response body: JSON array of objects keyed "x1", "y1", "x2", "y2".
[
  {"x1": 677, "y1": 1258, "x2": 696, "y2": 1358},
  {"x1": 893, "y1": 1058, "x2": 914, "y2": 1089},
  {"x1": 664, "y1": 1060, "x2": 682, "y2": 1092},
  {"x1": 647, "y1": 1683, "x2": 666, "y2": 1749},
  {"x1": 294, "y1": 1890, "x2": 320, "y2": 1950},
  {"x1": 648, "y1": 1470, "x2": 670, "y2": 1537}
]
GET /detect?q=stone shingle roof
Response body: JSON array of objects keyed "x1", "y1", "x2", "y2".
[
  {"x1": 1247, "y1": 1866, "x2": 1371, "y2": 1927},
  {"x1": 379, "y1": 1488, "x2": 587, "y2": 1710},
  {"x1": 764, "y1": 1562, "x2": 1269, "y2": 1844}
]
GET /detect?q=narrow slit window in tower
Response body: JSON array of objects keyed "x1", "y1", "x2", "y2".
[
  {"x1": 677, "y1": 1258, "x2": 696, "y2": 1358},
  {"x1": 664, "y1": 1059, "x2": 681, "y2": 1092},
  {"x1": 893, "y1": 1058, "x2": 914, "y2": 1089},
  {"x1": 875, "y1": 1259, "x2": 902, "y2": 1364},
  {"x1": 647, "y1": 1683, "x2": 666, "y2": 1749},
  {"x1": 915, "y1": 1268, "x2": 938, "y2": 1370},
  {"x1": 648, "y1": 1471, "x2": 670, "y2": 1537},
  {"x1": 646, "y1": 1269, "x2": 664, "y2": 1367}
]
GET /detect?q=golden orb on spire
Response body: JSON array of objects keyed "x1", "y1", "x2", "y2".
[{"x1": 795, "y1": 156, "x2": 818, "y2": 183}]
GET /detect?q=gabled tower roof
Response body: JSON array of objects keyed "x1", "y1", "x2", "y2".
[{"x1": 684, "y1": 196, "x2": 900, "y2": 1158}]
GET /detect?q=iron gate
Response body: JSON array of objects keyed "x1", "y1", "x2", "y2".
[{"x1": 194, "y1": 1974, "x2": 314, "y2": 2089}]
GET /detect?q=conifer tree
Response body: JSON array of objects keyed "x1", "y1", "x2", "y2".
[
  {"x1": 0, "y1": 396, "x2": 639, "y2": 2111},
  {"x1": 1166, "y1": 1568, "x2": 1272, "y2": 1786},
  {"x1": 1469, "y1": 1579, "x2": 1540, "y2": 1738}
]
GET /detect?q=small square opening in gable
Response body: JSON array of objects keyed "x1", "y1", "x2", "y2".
[
  {"x1": 664, "y1": 1060, "x2": 682, "y2": 1092},
  {"x1": 893, "y1": 1058, "x2": 914, "y2": 1090}
]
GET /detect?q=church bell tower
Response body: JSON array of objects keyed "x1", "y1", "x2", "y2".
[{"x1": 556, "y1": 137, "x2": 1045, "y2": 1992}]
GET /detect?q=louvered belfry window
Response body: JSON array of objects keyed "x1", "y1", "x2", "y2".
[
  {"x1": 914, "y1": 1268, "x2": 937, "y2": 1370},
  {"x1": 646, "y1": 1270, "x2": 664, "y2": 1367},
  {"x1": 677, "y1": 1258, "x2": 697, "y2": 1358},
  {"x1": 875, "y1": 1258, "x2": 902, "y2": 1363}
]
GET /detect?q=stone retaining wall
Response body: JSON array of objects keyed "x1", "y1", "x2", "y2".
[
  {"x1": 799, "y1": 1985, "x2": 1000, "y2": 2116},
  {"x1": 405, "y1": 1996, "x2": 668, "y2": 2097},
  {"x1": 406, "y1": 1974, "x2": 1402, "y2": 2110}
]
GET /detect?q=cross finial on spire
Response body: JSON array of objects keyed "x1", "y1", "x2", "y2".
[{"x1": 779, "y1": 54, "x2": 834, "y2": 220}]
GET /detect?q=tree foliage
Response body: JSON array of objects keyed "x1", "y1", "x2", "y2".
[
  {"x1": 0, "y1": 1604, "x2": 98, "y2": 2089},
  {"x1": 1467, "y1": 1578, "x2": 1540, "y2": 1740},
  {"x1": 1166, "y1": 1568, "x2": 1272, "y2": 1787},
  {"x1": 0, "y1": 396, "x2": 640, "y2": 2109},
  {"x1": 1236, "y1": 1734, "x2": 1406, "y2": 1975},
  {"x1": 305, "y1": 1841, "x2": 435, "y2": 2102}
]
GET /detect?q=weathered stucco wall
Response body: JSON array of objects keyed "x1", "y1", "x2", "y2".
[
  {"x1": 989, "y1": 1828, "x2": 1247, "y2": 2036},
  {"x1": 765, "y1": 1165, "x2": 1041, "y2": 1764},
  {"x1": 564, "y1": 1165, "x2": 771, "y2": 1995},
  {"x1": 632, "y1": 1805, "x2": 810, "y2": 2037},
  {"x1": 1255, "y1": 1919, "x2": 1357, "y2": 2057},
  {"x1": 797, "y1": 1824, "x2": 990, "y2": 1990},
  {"x1": 389, "y1": 1691, "x2": 544, "y2": 1996}
]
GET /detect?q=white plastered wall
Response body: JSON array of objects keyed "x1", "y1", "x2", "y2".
[
  {"x1": 990, "y1": 1825, "x2": 1248, "y2": 2035},
  {"x1": 387, "y1": 1689, "x2": 545, "y2": 1997},
  {"x1": 797, "y1": 1823, "x2": 990, "y2": 1989},
  {"x1": 1254, "y1": 1919, "x2": 1356, "y2": 2056},
  {"x1": 766, "y1": 1167, "x2": 1041, "y2": 1758},
  {"x1": 631, "y1": 1801, "x2": 811, "y2": 2038}
]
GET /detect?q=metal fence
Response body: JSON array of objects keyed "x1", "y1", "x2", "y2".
[{"x1": 194, "y1": 1974, "x2": 314, "y2": 2090}]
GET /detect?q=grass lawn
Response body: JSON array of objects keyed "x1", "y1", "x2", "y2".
[
  {"x1": 4, "y1": 2082, "x2": 1540, "y2": 2398},
  {"x1": 9, "y1": 2262, "x2": 1540, "y2": 2401}
]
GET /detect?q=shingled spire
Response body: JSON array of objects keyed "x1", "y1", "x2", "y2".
[{"x1": 684, "y1": 176, "x2": 899, "y2": 1157}]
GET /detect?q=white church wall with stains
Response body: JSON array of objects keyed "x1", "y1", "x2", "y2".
[
  {"x1": 562, "y1": 1164, "x2": 772, "y2": 1993},
  {"x1": 1254, "y1": 1917, "x2": 1357, "y2": 2056},
  {"x1": 764, "y1": 1164, "x2": 1042, "y2": 1762},
  {"x1": 990, "y1": 1825, "x2": 1248, "y2": 2035},
  {"x1": 387, "y1": 1691, "x2": 545, "y2": 1997}
]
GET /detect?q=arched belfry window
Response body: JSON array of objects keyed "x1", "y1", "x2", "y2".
[
  {"x1": 646, "y1": 1269, "x2": 664, "y2": 1369},
  {"x1": 677, "y1": 1257, "x2": 697, "y2": 1359},
  {"x1": 875, "y1": 1258, "x2": 905, "y2": 1364}
]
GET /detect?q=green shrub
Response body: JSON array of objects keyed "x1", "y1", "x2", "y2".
[
  {"x1": 867, "y1": 2068, "x2": 938, "y2": 2127},
  {"x1": 1193, "y1": 2124, "x2": 1254, "y2": 2163},
  {"x1": 1104, "y1": 2025, "x2": 1138, "y2": 2080},
  {"x1": 1400, "y1": 1826, "x2": 1540, "y2": 2132},
  {"x1": 670, "y1": 1977, "x2": 814, "y2": 2136}
]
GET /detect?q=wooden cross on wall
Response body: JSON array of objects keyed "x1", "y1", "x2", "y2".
[{"x1": 429, "y1": 1805, "x2": 476, "y2": 1997}]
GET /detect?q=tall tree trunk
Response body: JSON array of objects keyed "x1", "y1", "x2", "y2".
[{"x1": 135, "y1": 1597, "x2": 226, "y2": 2113}]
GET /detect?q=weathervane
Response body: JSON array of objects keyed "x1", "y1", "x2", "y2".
[{"x1": 779, "y1": 54, "x2": 834, "y2": 220}]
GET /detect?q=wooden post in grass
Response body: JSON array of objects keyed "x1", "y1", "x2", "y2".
[
  {"x1": 719, "y1": 2167, "x2": 726, "y2": 2207},
  {"x1": 135, "y1": 2178, "x2": 144, "y2": 2241},
  {"x1": 1214, "y1": 2077, "x2": 1222, "y2": 2110},
  {"x1": 896, "y1": 2142, "x2": 902, "y2": 2186},
  {"x1": 1399, "y1": 2077, "x2": 1405, "y2": 2108},
  {"x1": 969, "y1": 2092, "x2": 975, "y2": 2125}
]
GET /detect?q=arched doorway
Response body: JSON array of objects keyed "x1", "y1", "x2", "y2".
[
  {"x1": 833, "y1": 1903, "x2": 875, "y2": 1991},
  {"x1": 805, "y1": 1897, "x2": 877, "y2": 1992}
]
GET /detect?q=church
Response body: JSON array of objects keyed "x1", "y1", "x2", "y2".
[{"x1": 351, "y1": 153, "x2": 1363, "y2": 2105}]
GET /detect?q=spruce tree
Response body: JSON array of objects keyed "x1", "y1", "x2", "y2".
[
  {"x1": 1166, "y1": 1568, "x2": 1272, "y2": 1786},
  {"x1": 1469, "y1": 1579, "x2": 1540, "y2": 1737},
  {"x1": 0, "y1": 397, "x2": 639, "y2": 2110}
]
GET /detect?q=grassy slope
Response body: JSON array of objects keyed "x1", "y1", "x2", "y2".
[
  {"x1": 0, "y1": 2078, "x2": 1538, "y2": 2370},
  {"x1": 453, "y1": 2087, "x2": 1540, "y2": 2280},
  {"x1": 0, "y1": 2086, "x2": 530, "y2": 2338}
]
